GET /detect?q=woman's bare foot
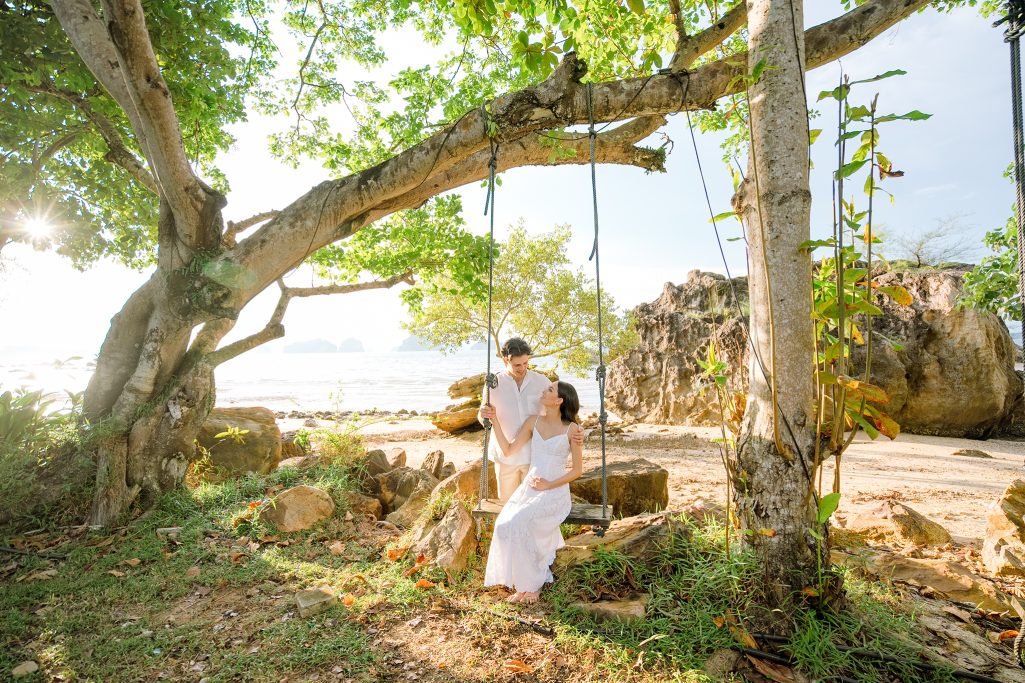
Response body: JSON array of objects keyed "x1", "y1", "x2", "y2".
[
  {"x1": 518, "y1": 591, "x2": 539, "y2": 604},
  {"x1": 505, "y1": 592, "x2": 524, "y2": 603}
]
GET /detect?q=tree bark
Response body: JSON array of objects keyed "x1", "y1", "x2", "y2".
[{"x1": 731, "y1": 0, "x2": 824, "y2": 623}]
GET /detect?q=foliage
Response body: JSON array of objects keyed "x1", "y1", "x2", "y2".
[
  {"x1": 307, "y1": 195, "x2": 491, "y2": 310},
  {"x1": 804, "y1": 72, "x2": 926, "y2": 496},
  {"x1": 0, "y1": 0, "x2": 273, "y2": 265},
  {"x1": 962, "y1": 215, "x2": 1021, "y2": 321},
  {"x1": 404, "y1": 223, "x2": 636, "y2": 376}
]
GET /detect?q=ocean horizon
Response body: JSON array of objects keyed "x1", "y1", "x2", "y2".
[{"x1": 1, "y1": 348, "x2": 603, "y2": 415}]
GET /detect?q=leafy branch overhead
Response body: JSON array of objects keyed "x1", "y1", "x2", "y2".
[{"x1": 404, "y1": 224, "x2": 637, "y2": 376}]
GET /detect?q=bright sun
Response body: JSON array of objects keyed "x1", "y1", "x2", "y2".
[{"x1": 24, "y1": 218, "x2": 52, "y2": 239}]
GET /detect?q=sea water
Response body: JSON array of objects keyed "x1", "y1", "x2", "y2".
[{"x1": 0, "y1": 348, "x2": 602, "y2": 415}]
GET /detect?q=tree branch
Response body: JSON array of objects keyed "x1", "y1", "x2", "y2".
[
  {"x1": 284, "y1": 270, "x2": 415, "y2": 298},
  {"x1": 224, "y1": 0, "x2": 928, "y2": 311},
  {"x1": 52, "y1": 0, "x2": 210, "y2": 226},
  {"x1": 24, "y1": 83, "x2": 158, "y2": 194},
  {"x1": 206, "y1": 281, "x2": 290, "y2": 366},
  {"x1": 670, "y1": 1, "x2": 748, "y2": 71},
  {"x1": 224, "y1": 210, "x2": 280, "y2": 247}
]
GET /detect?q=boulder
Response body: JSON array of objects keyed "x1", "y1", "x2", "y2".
[
  {"x1": 569, "y1": 596, "x2": 647, "y2": 624},
  {"x1": 276, "y1": 455, "x2": 318, "y2": 470},
  {"x1": 388, "y1": 447, "x2": 407, "y2": 469},
  {"x1": 609, "y1": 267, "x2": 1024, "y2": 438},
  {"x1": 851, "y1": 267, "x2": 1022, "y2": 438},
  {"x1": 835, "y1": 549, "x2": 1013, "y2": 612},
  {"x1": 340, "y1": 491, "x2": 383, "y2": 520},
  {"x1": 363, "y1": 449, "x2": 392, "y2": 477},
  {"x1": 195, "y1": 407, "x2": 282, "y2": 478},
  {"x1": 259, "y1": 485, "x2": 335, "y2": 532},
  {"x1": 555, "y1": 512, "x2": 684, "y2": 572},
  {"x1": 375, "y1": 467, "x2": 439, "y2": 512},
  {"x1": 412, "y1": 501, "x2": 477, "y2": 573},
  {"x1": 431, "y1": 459, "x2": 498, "y2": 505},
  {"x1": 385, "y1": 480, "x2": 434, "y2": 529},
  {"x1": 421, "y1": 450, "x2": 445, "y2": 479},
  {"x1": 438, "y1": 462, "x2": 456, "y2": 480},
  {"x1": 570, "y1": 458, "x2": 668, "y2": 518},
  {"x1": 842, "y1": 500, "x2": 951, "y2": 547},
  {"x1": 431, "y1": 399, "x2": 481, "y2": 434},
  {"x1": 982, "y1": 479, "x2": 1025, "y2": 577}
]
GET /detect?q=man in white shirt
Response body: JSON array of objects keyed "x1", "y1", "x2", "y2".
[{"x1": 479, "y1": 338, "x2": 583, "y2": 502}]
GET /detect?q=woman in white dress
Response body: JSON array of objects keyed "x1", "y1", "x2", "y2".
[{"x1": 484, "y1": 381, "x2": 584, "y2": 604}]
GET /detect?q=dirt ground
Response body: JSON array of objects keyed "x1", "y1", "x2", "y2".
[{"x1": 286, "y1": 416, "x2": 1025, "y2": 545}]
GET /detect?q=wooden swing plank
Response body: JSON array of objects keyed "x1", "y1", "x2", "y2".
[{"x1": 472, "y1": 499, "x2": 612, "y2": 527}]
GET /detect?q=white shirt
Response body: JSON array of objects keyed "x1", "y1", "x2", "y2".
[{"x1": 485, "y1": 369, "x2": 549, "y2": 467}]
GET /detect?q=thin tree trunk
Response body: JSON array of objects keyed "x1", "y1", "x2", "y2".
[{"x1": 732, "y1": 0, "x2": 824, "y2": 624}]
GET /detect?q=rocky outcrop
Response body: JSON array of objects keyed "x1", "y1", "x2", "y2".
[
  {"x1": 570, "y1": 458, "x2": 669, "y2": 518},
  {"x1": 430, "y1": 460, "x2": 498, "y2": 505},
  {"x1": 555, "y1": 512, "x2": 684, "y2": 572},
  {"x1": 851, "y1": 266, "x2": 1022, "y2": 438},
  {"x1": 609, "y1": 267, "x2": 1023, "y2": 437},
  {"x1": 340, "y1": 491, "x2": 383, "y2": 520},
  {"x1": 607, "y1": 271, "x2": 749, "y2": 426},
  {"x1": 196, "y1": 407, "x2": 282, "y2": 478},
  {"x1": 259, "y1": 485, "x2": 335, "y2": 532},
  {"x1": 982, "y1": 479, "x2": 1025, "y2": 577},
  {"x1": 375, "y1": 467, "x2": 439, "y2": 513}
]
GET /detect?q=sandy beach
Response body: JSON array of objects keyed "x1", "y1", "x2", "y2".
[{"x1": 283, "y1": 416, "x2": 1025, "y2": 544}]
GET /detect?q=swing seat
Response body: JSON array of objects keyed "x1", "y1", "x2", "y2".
[{"x1": 472, "y1": 498, "x2": 613, "y2": 535}]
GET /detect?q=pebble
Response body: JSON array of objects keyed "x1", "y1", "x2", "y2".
[{"x1": 12, "y1": 661, "x2": 39, "y2": 678}]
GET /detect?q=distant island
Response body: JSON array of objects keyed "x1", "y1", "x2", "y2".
[
  {"x1": 396, "y1": 335, "x2": 434, "y2": 352},
  {"x1": 283, "y1": 339, "x2": 338, "y2": 353},
  {"x1": 337, "y1": 338, "x2": 364, "y2": 352}
]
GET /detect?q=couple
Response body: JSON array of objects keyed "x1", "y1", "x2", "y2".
[{"x1": 479, "y1": 338, "x2": 585, "y2": 604}]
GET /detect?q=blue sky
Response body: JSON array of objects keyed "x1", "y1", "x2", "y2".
[{"x1": 0, "y1": 3, "x2": 1014, "y2": 356}]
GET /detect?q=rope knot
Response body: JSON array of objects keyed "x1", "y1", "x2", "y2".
[
  {"x1": 598, "y1": 411, "x2": 608, "y2": 426},
  {"x1": 485, "y1": 372, "x2": 498, "y2": 389},
  {"x1": 594, "y1": 364, "x2": 606, "y2": 381}
]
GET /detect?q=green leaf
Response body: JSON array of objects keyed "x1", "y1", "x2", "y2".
[
  {"x1": 817, "y1": 492, "x2": 841, "y2": 525},
  {"x1": 849, "y1": 69, "x2": 907, "y2": 86},
  {"x1": 798, "y1": 238, "x2": 836, "y2": 252},
  {"x1": 626, "y1": 0, "x2": 645, "y2": 15},
  {"x1": 710, "y1": 211, "x2": 737, "y2": 223},
  {"x1": 835, "y1": 159, "x2": 870, "y2": 179},
  {"x1": 809, "y1": 128, "x2": 822, "y2": 145}
]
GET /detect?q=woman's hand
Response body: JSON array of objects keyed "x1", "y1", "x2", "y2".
[{"x1": 527, "y1": 476, "x2": 551, "y2": 491}]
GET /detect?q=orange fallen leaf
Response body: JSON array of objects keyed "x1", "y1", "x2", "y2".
[
  {"x1": 999, "y1": 629, "x2": 1019, "y2": 641},
  {"x1": 712, "y1": 616, "x2": 726, "y2": 629},
  {"x1": 247, "y1": 500, "x2": 263, "y2": 510},
  {"x1": 403, "y1": 565, "x2": 422, "y2": 578},
  {"x1": 801, "y1": 587, "x2": 819, "y2": 597},
  {"x1": 729, "y1": 624, "x2": 759, "y2": 650},
  {"x1": 503, "y1": 659, "x2": 534, "y2": 673},
  {"x1": 386, "y1": 546, "x2": 409, "y2": 562},
  {"x1": 122, "y1": 558, "x2": 141, "y2": 567},
  {"x1": 185, "y1": 565, "x2": 200, "y2": 578},
  {"x1": 229, "y1": 552, "x2": 246, "y2": 564},
  {"x1": 108, "y1": 569, "x2": 126, "y2": 578},
  {"x1": 437, "y1": 662, "x2": 447, "y2": 669},
  {"x1": 342, "y1": 593, "x2": 355, "y2": 606},
  {"x1": 414, "y1": 578, "x2": 435, "y2": 589},
  {"x1": 415, "y1": 553, "x2": 428, "y2": 564},
  {"x1": 756, "y1": 528, "x2": 777, "y2": 537}
]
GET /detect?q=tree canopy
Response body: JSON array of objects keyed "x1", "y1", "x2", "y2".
[{"x1": 405, "y1": 223, "x2": 637, "y2": 375}]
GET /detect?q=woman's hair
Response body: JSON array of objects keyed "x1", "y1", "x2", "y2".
[{"x1": 557, "y1": 381, "x2": 580, "y2": 425}]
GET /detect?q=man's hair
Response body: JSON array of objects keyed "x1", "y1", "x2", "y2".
[{"x1": 501, "y1": 337, "x2": 532, "y2": 358}]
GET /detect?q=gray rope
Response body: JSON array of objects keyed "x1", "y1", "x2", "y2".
[
  {"x1": 478, "y1": 133, "x2": 500, "y2": 505},
  {"x1": 586, "y1": 83, "x2": 609, "y2": 521}
]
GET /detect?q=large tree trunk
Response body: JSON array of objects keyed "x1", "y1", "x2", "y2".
[{"x1": 732, "y1": 0, "x2": 824, "y2": 620}]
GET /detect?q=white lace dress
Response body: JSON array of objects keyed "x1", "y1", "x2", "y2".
[{"x1": 484, "y1": 425, "x2": 572, "y2": 593}]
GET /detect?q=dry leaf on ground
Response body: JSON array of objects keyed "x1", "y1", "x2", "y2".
[
  {"x1": 747, "y1": 655, "x2": 802, "y2": 683},
  {"x1": 122, "y1": 558, "x2": 141, "y2": 567},
  {"x1": 386, "y1": 546, "x2": 409, "y2": 562},
  {"x1": 503, "y1": 659, "x2": 534, "y2": 673},
  {"x1": 185, "y1": 565, "x2": 201, "y2": 578},
  {"x1": 342, "y1": 593, "x2": 355, "y2": 607},
  {"x1": 107, "y1": 569, "x2": 126, "y2": 578},
  {"x1": 730, "y1": 624, "x2": 759, "y2": 650},
  {"x1": 414, "y1": 578, "x2": 436, "y2": 589}
]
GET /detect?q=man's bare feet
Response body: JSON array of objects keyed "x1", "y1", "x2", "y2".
[
  {"x1": 505, "y1": 592, "x2": 523, "y2": 603},
  {"x1": 518, "y1": 591, "x2": 539, "y2": 604}
]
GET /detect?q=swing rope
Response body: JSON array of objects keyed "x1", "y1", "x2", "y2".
[
  {"x1": 478, "y1": 132, "x2": 500, "y2": 505},
  {"x1": 586, "y1": 83, "x2": 610, "y2": 521}
]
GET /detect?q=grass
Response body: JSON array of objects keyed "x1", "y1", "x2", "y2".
[{"x1": 1, "y1": 451, "x2": 969, "y2": 682}]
